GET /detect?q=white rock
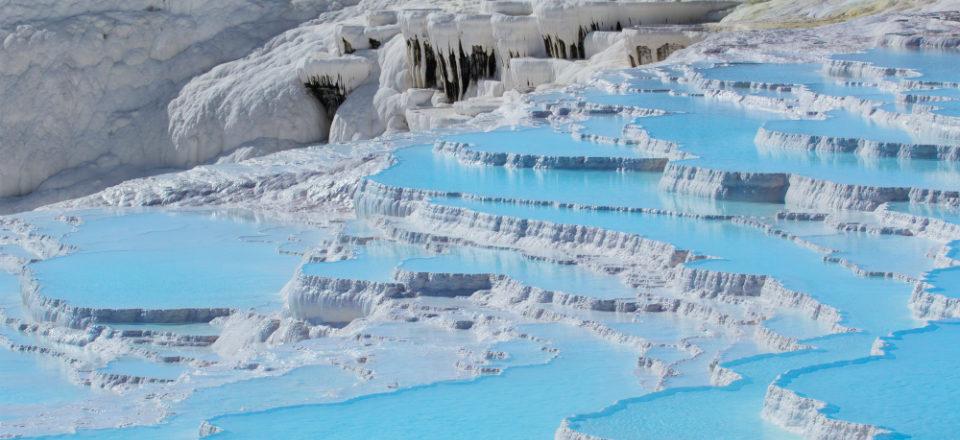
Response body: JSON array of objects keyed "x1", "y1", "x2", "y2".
[
  {"x1": 481, "y1": 0, "x2": 533, "y2": 16},
  {"x1": 367, "y1": 10, "x2": 399, "y2": 27},
  {"x1": 0, "y1": 0, "x2": 345, "y2": 199}
]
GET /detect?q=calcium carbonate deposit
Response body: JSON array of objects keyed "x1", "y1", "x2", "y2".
[{"x1": 1, "y1": 0, "x2": 959, "y2": 438}]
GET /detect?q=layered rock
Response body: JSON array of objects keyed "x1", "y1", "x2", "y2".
[
  {"x1": 876, "y1": 205, "x2": 960, "y2": 242},
  {"x1": 762, "y1": 384, "x2": 888, "y2": 440},
  {"x1": 675, "y1": 267, "x2": 850, "y2": 332},
  {"x1": 659, "y1": 163, "x2": 790, "y2": 203},
  {"x1": 909, "y1": 281, "x2": 960, "y2": 321},
  {"x1": 433, "y1": 140, "x2": 668, "y2": 170},
  {"x1": 657, "y1": 162, "x2": 959, "y2": 210},
  {"x1": 755, "y1": 127, "x2": 960, "y2": 161},
  {"x1": 785, "y1": 175, "x2": 960, "y2": 211},
  {"x1": 282, "y1": 273, "x2": 405, "y2": 324}
]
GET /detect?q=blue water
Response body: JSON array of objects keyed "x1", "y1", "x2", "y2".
[
  {"x1": 834, "y1": 48, "x2": 960, "y2": 84},
  {"x1": 887, "y1": 202, "x2": 960, "y2": 225},
  {"x1": 606, "y1": 313, "x2": 716, "y2": 348},
  {"x1": 806, "y1": 232, "x2": 940, "y2": 277},
  {"x1": 0, "y1": 320, "x2": 91, "y2": 425},
  {"x1": 699, "y1": 62, "x2": 897, "y2": 102},
  {"x1": 764, "y1": 111, "x2": 915, "y2": 143},
  {"x1": 41, "y1": 336, "x2": 558, "y2": 440},
  {"x1": 583, "y1": 87, "x2": 959, "y2": 189},
  {"x1": 0, "y1": 244, "x2": 35, "y2": 261},
  {"x1": 373, "y1": 145, "x2": 782, "y2": 217},
  {"x1": 925, "y1": 266, "x2": 960, "y2": 299},
  {"x1": 12, "y1": 211, "x2": 78, "y2": 238},
  {"x1": 38, "y1": 365, "x2": 373, "y2": 439},
  {"x1": 764, "y1": 310, "x2": 835, "y2": 340},
  {"x1": 699, "y1": 62, "x2": 822, "y2": 85},
  {"x1": 575, "y1": 115, "x2": 636, "y2": 138},
  {"x1": 105, "y1": 322, "x2": 221, "y2": 336},
  {"x1": 783, "y1": 323, "x2": 960, "y2": 438},
  {"x1": 99, "y1": 357, "x2": 187, "y2": 381},
  {"x1": 28, "y1": 210, "x2": 307, "y2": 310},
  {"x1": 0, "y1": 347, "x2": 88, "y2": 413},
  {"x1": 302, "y1": 241, "x2": 433, "y2": 282},
  {"x1": 569, "y1": 333, "x2": 872, "y2": 439},
  {"x1": 209, "y1": 323, "x2": 650, "y2": 439}
]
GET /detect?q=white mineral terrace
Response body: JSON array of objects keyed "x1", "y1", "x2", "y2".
[{"x1": 2, "y1": 0, "x2": 960, "y2": 439}]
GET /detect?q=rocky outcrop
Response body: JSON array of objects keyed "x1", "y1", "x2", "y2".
[
  {"x1": 282, "y1": 273, "x2": 406, "y2": 324},
  {"x1": 762, "y1": 384, "x2": 888, "y2": 440},
  {"x1": 622, "y1": 26, "x2": 705, "y2": 67},
  {"x1": 876, "y1": 205, "x2": 960, "y2": 242},
  {"x1": 755, "y1": 127, "x2": 960, "y2": 161},
  {"x1": 209, "y1": 310, "x2": 330, "y2": 356},
  {"x1": 709, "y1": 362, "x2": 742, "y2": 386},
  {"x1": 826, "y1": 59, "x2": 917, "y2": 81},
  {"x1": 394, "y1": 269, "x2": 493, "y2": 297},
  {"x1": 675, "y1": 267, "x2": 850, "y2": 333},
  {"x1": 909, "y1": 281, "x2": 960, "y2": 321},
  {"x1": 433, "y1": 140, "x2": 668, "y2": 171},
  {"x1": 785, "y1": 175, "x2": 960, "y2": 211},
  {"x1": 372, "y1": 197, "x2": 691, "y2": 269},
  {"x1": 881, "y1": 31, "x2": 960, "y2": 50},
  {"x1": 554, "y1": 420, "x2": 608, "y2": 440},
  {"x1": 659, "y1": 163, "x2": 789, "y2": 203},
  {"x1": 396, "y1": 1, "x2": 734, "y2": 99}
]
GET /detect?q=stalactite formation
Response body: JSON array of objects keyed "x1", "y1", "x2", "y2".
[
  {"x1": 435, "y1": 43, "x2": 498, "y2": 102},
  {"x1": 390, "y1": 2, "x2": 734, "y2": 101},
  {"x1": 303, "y1": 74, "x2": 349, "y2": 117},
  {"x1": 341, "y1": 38, "x2": 355, "y2": 54},
  {"x1": 406, "y1": 36, "x2": 440, "y2": 89}
]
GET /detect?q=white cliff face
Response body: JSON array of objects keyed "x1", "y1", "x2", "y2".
[
  {"x1": 909, "y1": 282, "x2": 960, "y2": 321},
  {"x1": 762, "y1": 384, "x2": 887, "y2": 440},
  {"x1": 659, "y1": 163, "x2": 790, "y2": 203},
  {"x1": 167, "y1": 23, "x2": 342, "y2": 167},
  {"x1": 0, "y1": 0, "x2": 348, "y2": 199},
  {"x1": 755, "y1": 127, "x2": 960, "y2": 161},
  {"x1": 281, "y1": 274, "x2": 402, "y2": 324},
  {"x1": 492, "y1": 14, "x2": 544, "y2": 89}
]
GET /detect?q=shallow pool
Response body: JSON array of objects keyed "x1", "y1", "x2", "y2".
[
  {"x1": 783, "y1": 323, "x2": 960, "y2": 438},
  {"x1": 209, "y1": 323, "x2": 650, "y2": 439},
  {"x1": 28, "y1": 210, "x2": 310, "y2": 310}
]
